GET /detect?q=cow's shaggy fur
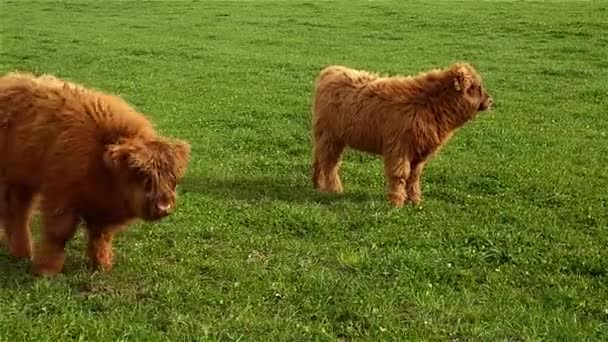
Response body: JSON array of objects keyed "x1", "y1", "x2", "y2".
[
  {"x1": 0, "y1": 71, "x2": 191, "y2": 276},
  {"x1": 311, "y1": 62, "x2": 493, "y2": 207}
]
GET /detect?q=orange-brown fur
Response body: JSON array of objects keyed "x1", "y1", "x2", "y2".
[
  {"x1": 311, "y1": 62, "x2": 493, "y2": 207},
  {"x1": 0, "y1": 71, "x2": 191, "y2": 276}
]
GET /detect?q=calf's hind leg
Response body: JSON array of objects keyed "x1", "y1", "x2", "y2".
[
  {"x1": 32, "y1": 203, "x2": 80, "y2": 277},
  {"x1": 0, "y1": 183, "x2": 6, "y2": 245},
  {"x1": 312, "y1": 134, "x2": 345, "y2": 193},
  {"x1": 2, "y1": 185, "x2": 35, "y2": 259}
]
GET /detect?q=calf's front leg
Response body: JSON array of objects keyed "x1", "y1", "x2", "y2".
[
  {"x1": 406, "y1": 159, "x2": 427, "y2": 205},
  {"x1": 383, "y1": 153, "x2": 410, "y2": 208},
  {"x1": 86, "y1": 226, "x2": 121, "y2": 272}
]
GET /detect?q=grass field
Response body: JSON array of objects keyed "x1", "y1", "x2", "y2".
[{"x1": 1, "y1": 0, "x2": 607, "y2": 340}]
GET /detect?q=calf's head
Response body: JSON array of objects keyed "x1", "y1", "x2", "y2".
[
  {"x1": 104, "y1": 136, "x2": 191, "y2": 221},
  {"x1": 451, "y1": 63, "x2": 493, "y2": 113}
]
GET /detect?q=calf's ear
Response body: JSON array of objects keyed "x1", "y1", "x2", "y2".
[
  {"x1": 103, "y1": 142, "x2": 144, "y2": 174},
  {"x1": 169, "y1": 139, "x2": 191, "y2": 179},
  {"x1": 452, "y1": 64, "x2": 474, "y2": 92},
  {"x1": 103, "y1": 144, "x2": 129, "y2": 173}
]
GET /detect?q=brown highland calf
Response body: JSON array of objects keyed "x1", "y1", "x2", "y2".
[
  {"x1": 0, "y1": 72, "x2": 190, "y2": 276},
  {"x1": 311, "y1": 62, "x2": 493, "y2": 207}
]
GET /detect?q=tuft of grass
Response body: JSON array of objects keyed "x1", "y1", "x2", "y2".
[{"x1": 1, "y1": 0, "x2": 607, "y2": 340}]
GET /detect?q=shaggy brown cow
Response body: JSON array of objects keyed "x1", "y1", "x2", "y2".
[
  {"x1": 0, "y1": 71, "x2": 191, "y2": 276},
  {"x1": 311, "y1": 62, "x2": 493, "y2": 207}
]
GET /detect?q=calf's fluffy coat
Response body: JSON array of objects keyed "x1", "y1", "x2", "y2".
[
  {"x1": 311, "y1": 62, "x2": 493, "y2": 207},
  {"x1": 0, "y1": 72, "x2": 190, "y2": 276}
]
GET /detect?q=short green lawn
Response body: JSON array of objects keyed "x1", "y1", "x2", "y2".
[{"x1": 1, "y1": 0, "x2": 607, "y2": 340}]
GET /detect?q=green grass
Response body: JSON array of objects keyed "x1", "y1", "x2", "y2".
[{"x1": 1, "y1": 0, "x2": 607, "y2": 340}]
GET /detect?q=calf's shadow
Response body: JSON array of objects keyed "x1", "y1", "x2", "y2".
[{"x1": 180, "y1": 175, "x2": 373, "y2": 205}]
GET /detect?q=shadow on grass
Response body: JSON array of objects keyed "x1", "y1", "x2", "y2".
[
  {"x1": 0, "y1": 233, "x2": 93, "y2": 289},
  {"x1": 0, "y1": 253, "x2": 36, "y2": 289},
  {"x1": 181, "y1": 175, "x2": 374, "y2": 205},
  {"x1": 0, "y1": 250, "x2": 116, "y2": 290}
]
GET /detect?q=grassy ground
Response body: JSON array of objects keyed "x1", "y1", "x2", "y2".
[{"x1": 1, "y1": 0, "x2": 607, "y2": 340}]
